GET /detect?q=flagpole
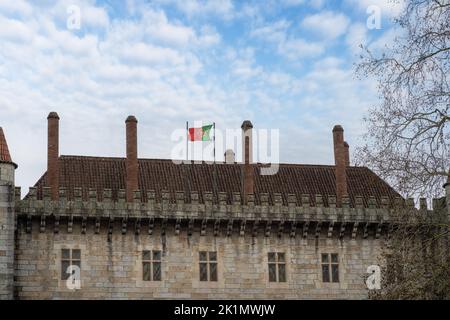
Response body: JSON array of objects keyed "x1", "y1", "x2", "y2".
[
  {"x1": 213, "y1": 122, "x2": 217, "y2": 202},
  {"x1": 186, "y1": 121, "x2": 188, "y2": 162}
]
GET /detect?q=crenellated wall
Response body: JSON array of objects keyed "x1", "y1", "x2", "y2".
[{"x1": 10, "y1": 186, "x2": 448, "y2": 300}]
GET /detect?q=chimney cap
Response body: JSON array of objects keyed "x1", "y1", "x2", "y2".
[
  {"x1": 241, "y1": 120, "x2": 253, "y2": 130},
  {"x1": 126, "y1": 115, "x2": 138, "y2": 123},
  {"x1": 333, "y1": 125, "x2": 344, "y2": 132},
  {"x1": 47, "y1": 112, "x2": 60, "y2": 120}
]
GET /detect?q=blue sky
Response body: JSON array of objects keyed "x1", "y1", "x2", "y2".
[{"x1": 0, "y1": 0, "x2": 404, "y2": 190}]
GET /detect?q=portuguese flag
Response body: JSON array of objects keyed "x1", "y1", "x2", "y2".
[{"x1": 188, "y1": 124, "x2": 213, "y2": 141}]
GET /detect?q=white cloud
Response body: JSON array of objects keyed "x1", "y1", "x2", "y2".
[
  {"x1": 156, "y1": 0, "x2": 235, "y2": 20},
  {"x1": 345, "y1": 0, "x2": 405, "y2": 18},
  {"x1": 346, "y1": 23, "x2": 368, "y2": 55},
  {"x1": 250, "y1": 20, "x2": 291, "y2": 43},
  {"x1": 0, "y1": 0, "x2": 33, "y2": 17},
  {"x1": 0, "y1": 15, "x2": 34, "y2": 43},
  {"x1": 301, "y1": 11, "x2": 351, "y2": 40},
  {"x1": 278, "y1": 38, "x2": 325, "y2": 60},
  {"x1": 369, "y1": 27, "x2": 403, "y2": 53},
  {"x1": 119, "y1": 42, "x2": 186, "y2": 65},
  {"x1": 309, "y1": 0, "x2": 324, "y2": 10},
  {"x1": 141, "y1": 9, "x2": 195, "y2": 46},
  {"x1": 82, "y1": 4, "x2": 110, "y2": 28}
]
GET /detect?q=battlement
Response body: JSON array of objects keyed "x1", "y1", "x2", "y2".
[{"x1": 15, "y1": 186, "x2": 448, "y2": 224}]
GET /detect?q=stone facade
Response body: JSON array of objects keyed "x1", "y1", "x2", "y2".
[
  {"x1": 0, "y1": 163, "x2": 15, "y2": 300},
  {"x1": 13, "y1": 223, "x2": 383, "y2": 300},
  {"x1": 6, "y1": 185, "x2": 446, "y2": 300}
]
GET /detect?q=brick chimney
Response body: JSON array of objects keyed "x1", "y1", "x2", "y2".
[
  {"x1": 344, "y1": 141, "x2": 350, "y2": 166},
  {"x1": 126, "y1": 115, "x2": 139, "y2": 202},
  {"x1": 224, "y1": 149, "x2": 235, "y2": 164},
  {"x1": 241, "y1": 120, "x2": 254, "y2": 204},
  {"x1": 47, "y1": 112, "x2": 59, "y2": 200},
  {"x1": 333, "y1": 125, "x2": 347, "y2": 206}
]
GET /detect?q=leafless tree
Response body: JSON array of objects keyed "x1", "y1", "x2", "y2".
[
  {"x1": 356, "y1": 0, "x2": 450, "y2": 299},
  {"x1": 368, "y1": 203, "x2": 450, "y2": 300},
  {"x1": 356, "y1": 0, "x2": 450, "y2": 199}
]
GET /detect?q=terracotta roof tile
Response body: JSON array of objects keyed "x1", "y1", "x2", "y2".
[{"x1": 31, "y1": 155, "x2": 400, "y2": 207}]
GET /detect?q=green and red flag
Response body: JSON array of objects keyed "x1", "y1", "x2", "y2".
[{"x1": 188, "y1": 124, "x2": 213, "y2": 141}]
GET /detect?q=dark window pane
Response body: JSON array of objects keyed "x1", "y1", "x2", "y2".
[
  {"x1": 199, "y1": 251, "x2": 207, "y2": 262},
  {"x1": 209, "y1": 252, "x2": 217, "y2": 261},
  {"x1": 153, "y1": 262, "x2": 161, "y2": 281},
  {"x1": 153, "y1": 250, "x2": 161, "y2": 261},
  {"x1": 332, "y1": 265, "x2": 339, "y2": 283},
  {"x1": 200, "y1": 263, "x2": 208, "y2": 281},
  {"x1": 268, "y1": 264, "x2": 277, "y2": 282},
  {"x1": 62, "y1": 249, "x2": 70, "y2": 260},
  {"x1": 61, "y1": 260, "x2": 70, "y2": 280},
  {"x1": 143, "y1": 250, "x2": 151, "y2": 261},
  {"x1": 277, "y1": 253, "x2": 285, "y2": 262},
  {"x1": 322, "y1": 264, "x2": 330, "y2": 282},
  {"x1": 72, "y1": 249, "x2": 81, "y2": 260},
  {"x1": 331, "y1": 254, "x2": 338, "y2": 263},
  {"x1": 143, "y1": 262, "x2": 151, "y2": 281},
  {"x1": 268, "y1": 252, "x2": 276, "y2": 262},
  {"x1": 72, "y1": 260, "x2": 81, "y2": 269},
  {"x1": 278, "y1": 264, "x2": 286, "y2": 282},
  {"x1": 210, "y1": 263, "x2": 218, "y2": 281},
  {"x1": 321, "y1": 253, "x2": 329, "y2": 263}
]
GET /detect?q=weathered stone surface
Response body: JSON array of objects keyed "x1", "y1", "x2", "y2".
[{"x1": 13, "y1": 224, "x2": 382, "y2": 300}]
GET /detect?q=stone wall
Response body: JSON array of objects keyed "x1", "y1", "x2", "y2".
[
  {"x1": 14, "y1": 221, "x2": 382, "y2": 300},
  {"x1": 0, "y1": 165, "x2": 15, "y2": 300}
]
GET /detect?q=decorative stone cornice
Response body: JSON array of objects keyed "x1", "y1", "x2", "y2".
[{"x1": 13, "y1": 187, "x2": 448, "y2": 238}]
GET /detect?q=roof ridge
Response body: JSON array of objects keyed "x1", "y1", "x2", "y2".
[{"x1": 58, "y1": 155, "x2": 367, "y2": 169}]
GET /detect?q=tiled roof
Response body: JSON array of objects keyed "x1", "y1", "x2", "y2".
[
  {"x1": 0, "y1": 127, "x2": 16, "y2": 168},
  {"x1": 31, "y1": 155, "x2": 400, "y2": 206}
]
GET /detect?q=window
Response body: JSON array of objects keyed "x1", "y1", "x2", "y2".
[
  {"x1": 143, "y1": 250, "x2": 162, "y2": 281},
  {"x1": 268, "y1": 252, "x2": 286, "y2": 282},
  {"x1": 61, "y1": 249, "x2": 81, "y2": 281},
  {"x1": 321, "y1": 253, "x2": 339, "y2": 283},
  {"x1": 199, "y1": 251, "x2": 217, "y2": 282}
]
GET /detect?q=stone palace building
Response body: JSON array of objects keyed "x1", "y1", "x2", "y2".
[{"x1": 1, "y1": 113, "x2": 448, "y2": 300}]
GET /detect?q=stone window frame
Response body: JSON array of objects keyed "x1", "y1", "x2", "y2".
[
  {"x1": 267, "y1": 252, "x2": 287, "y2": 283},
  {"x1": 199, "y1": 251, "x2": 218, "y2": 282},
  {"x1": 316, "y1": 249, "x2": 347, "y2": 290},
  {"x1": 54, "y1": 243, "x2": 86, "y2": 290},
  {"x1": 321, "y1": 253, "x2": 339, "y2": 283},
  {"x1": 192, "y1": 245, "x2": 224, "y2": 289},
  {"x1": 265, "y1": 248, "x2": 290, "y2": 289},
  {"x1": 61, "y1": 248, "x2": 81, "y2": 281},
  {"x1": 142, "y1": 249, "x2": 162, "y2": 282},
  {"x1": 136, "y1": 245, "x2": 164, "y2": 288}
]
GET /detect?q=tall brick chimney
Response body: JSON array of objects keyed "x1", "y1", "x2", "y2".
[
  {"x1": 241, "y1": 120, "x2": 254, "y2": 204},
  {"x1": 126, "y1": 115, "x2": 139, "y2": 202},
  {"x1": 344, "y1": 141, "x2": 350, "y2": 166},
  {"x1": 333, "y1": 125, "x2": 347, "y2": 206},
  {"x1": 47, "y1": 112, "x2": 59, "y2": 200}
]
